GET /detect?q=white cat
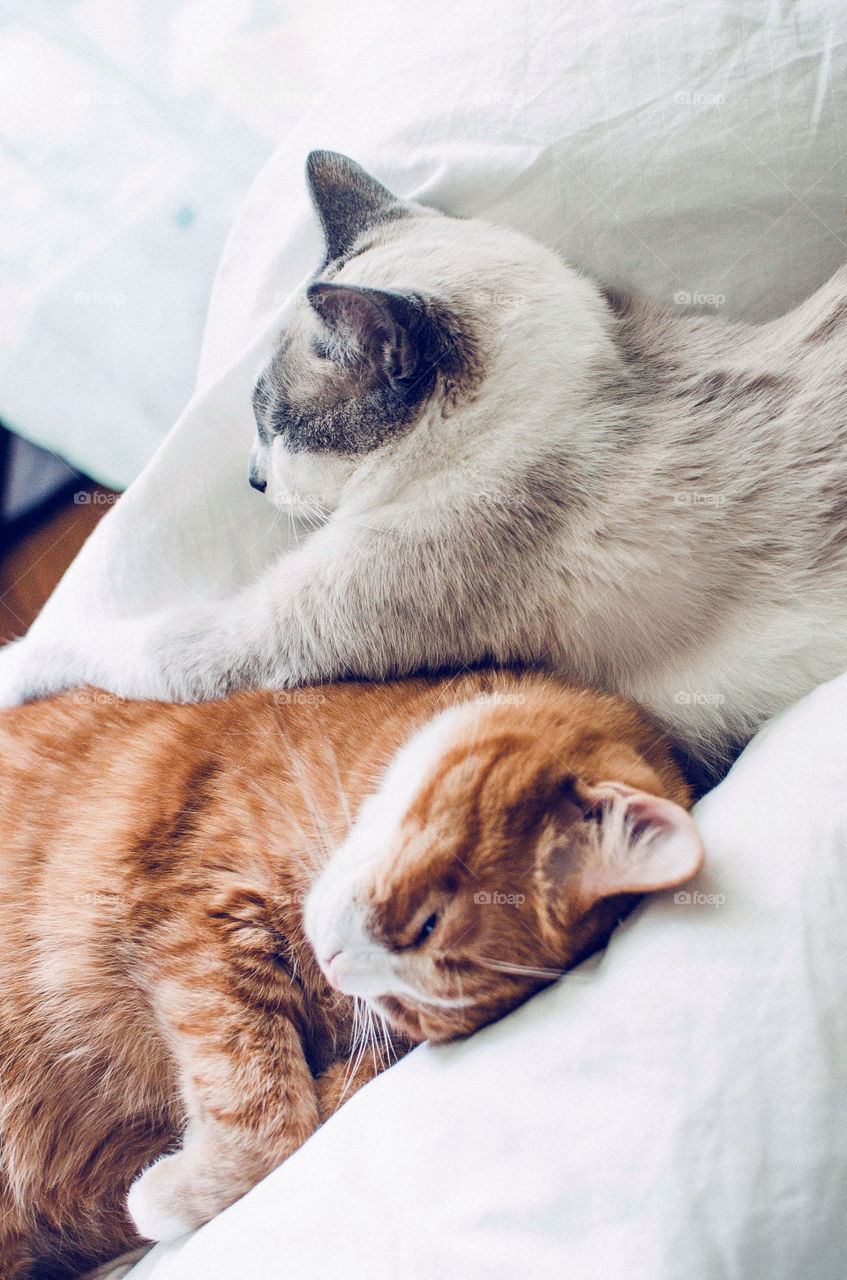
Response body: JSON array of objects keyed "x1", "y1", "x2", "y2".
[{"x1": 3, "y1": 150, "x2": 847, "y2": 773}]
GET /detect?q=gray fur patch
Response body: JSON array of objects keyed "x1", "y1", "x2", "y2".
[{"x1": 255, "y1": 288, "x2": 483, "y2": 456}]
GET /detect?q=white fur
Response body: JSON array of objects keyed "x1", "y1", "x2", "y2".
[
  {"x1": 305, "y1": 701, "x2": 482, "y2": 997},
  {"x1": 126, "y1": 1165, "x2": 192, "y2": 1243},
  {"x1": 4, "y1": 186, "x2": 847, "y2": 773}
]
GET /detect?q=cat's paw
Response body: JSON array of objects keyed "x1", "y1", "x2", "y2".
[
  {"x1": 149, "y1": 612, "x2": 239, "y2": 701},
  {"x1": 149, "y1": 604, "x2": 287, "y2": 701},
  {"x1": 127, "y1": 1154, "x2": 202, "y2": 1242},
  {"x1": 0, "y1": 638, "x2": 75, "y2": 707},
  {"x1": 0, "y1": 639, "x2": 29, "y2": 707}
]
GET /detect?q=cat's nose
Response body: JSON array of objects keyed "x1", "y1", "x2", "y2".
[
  {"x1": 249, "y1": 472, "x2": 267, "y2": 493},
  {"x1": 324, "y1": 950, "x2": 342, "y2": 989}
]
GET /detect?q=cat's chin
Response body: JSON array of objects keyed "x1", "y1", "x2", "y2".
[
  {"x1": 372, "y1": 996, "x2": 427, "y2": 1044},
  {"x1": 265, "y1": 445, "x2": 354, "y2": 516}
]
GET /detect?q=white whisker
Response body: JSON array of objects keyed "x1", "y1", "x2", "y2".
[{"x1": 477, "y1": 957, "x2": 563, "y2": 981}]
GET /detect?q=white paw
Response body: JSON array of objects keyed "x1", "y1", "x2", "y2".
[
  {"x1": 0, "y1": 637, "x2": 75, "y2": 707},
  {"x1": 127, "y1": 1164, "x2": 193, "y2": 1243},
  {"x1": 0, "y1": 638, "x2": 32, "y2": 707},
  {"x1": 151, "y1": 606, "x2": 263, "y2": 701}
]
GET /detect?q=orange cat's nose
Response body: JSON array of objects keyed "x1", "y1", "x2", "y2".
[{"x1": 324, "y1": 951, "x2": 343, "y2": 989}]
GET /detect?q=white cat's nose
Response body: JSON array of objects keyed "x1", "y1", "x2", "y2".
[{"x1": 323, "y1": 949, "x2": 360, "y2": 993}]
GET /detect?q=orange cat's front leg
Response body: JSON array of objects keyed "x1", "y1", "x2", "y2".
[
  {"x1": 127, "y1": 984, "x2": 319, "y2": 1243},
  {"x1": 316, "y1": 1052, "x2": 390, "y2": 1122}
]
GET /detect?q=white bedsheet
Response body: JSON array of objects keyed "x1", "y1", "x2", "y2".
[{"x1": 128, "y1": 669, "x2": 847, "y2": 1280}]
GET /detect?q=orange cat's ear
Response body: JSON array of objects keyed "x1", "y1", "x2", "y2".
[
  {"x1": 542, "y1": 780, "x2": 704, "y2": 911},
  {"x1": 579, "y1": 781, "x2": 704, "y2": 898}
]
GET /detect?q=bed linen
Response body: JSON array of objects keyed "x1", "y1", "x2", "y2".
[{"x1": 0, "y1": 0, "x2": 394, "y2": 488}]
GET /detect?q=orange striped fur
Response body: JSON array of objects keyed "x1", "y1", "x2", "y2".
[{"x1": 0, "y1": 671, "x2": 699, "y2": 1276}]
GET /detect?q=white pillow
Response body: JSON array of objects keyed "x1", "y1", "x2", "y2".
[{"x1": 130, "y1": 666, "x2": 847, "y2": 1280}]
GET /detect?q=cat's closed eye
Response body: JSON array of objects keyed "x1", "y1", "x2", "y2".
[{"x1": 414, "y1": 911, "x2": 440, "y2": 945}]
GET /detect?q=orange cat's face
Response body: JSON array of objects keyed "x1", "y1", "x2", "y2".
[{"x1": 305, "y1": 688, "x2": 703, "y2": 1043}]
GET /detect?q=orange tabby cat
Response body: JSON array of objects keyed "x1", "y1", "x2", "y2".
[{"x1": 0, "y1": 671, "x2": 702, "y2": 1278}]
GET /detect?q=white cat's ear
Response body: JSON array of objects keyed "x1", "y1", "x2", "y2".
[
  {"x1": 307, "y1": 283, "x2": 434, "y2": 390},
  {"x1": 306, "y1": 150, "x2": 406, "y2": 260},
  {"x1": 543, "y1": 780, "x2": 704, "y2": 909}
]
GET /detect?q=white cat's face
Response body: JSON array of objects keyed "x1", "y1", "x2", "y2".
[
  {"x1": 250, "y1": 434, "x2": 355, "y2": 514},
  {"x1": 249, "y1": 151, "x2": 613, "y2": 515}
]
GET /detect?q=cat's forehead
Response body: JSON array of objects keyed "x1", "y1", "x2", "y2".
[
  {"x1": 356, "y1": 694, "x2": 547, "y2": 877},
  {"x1": 321, "y1": 214, "x2": 542, "y2": 298},
  {"x1": 364, "y1": 700, "x2": 486, "y2": 834}
]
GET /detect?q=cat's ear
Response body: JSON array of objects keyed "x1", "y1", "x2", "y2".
[
  {"x1": 306, "y1": 151, "x2": 407, "y2": 260},
  {"x1": 306, "y1": 282, "x2": 437, "y2": 393},
  {"x1": 542, "y1": 779, "x2": 704, "y2": 910}
]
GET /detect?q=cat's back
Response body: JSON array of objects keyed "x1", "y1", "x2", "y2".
[
  {"x1": 0, "y1": 678, "x2": 451, "y2": 948},
  {"x1": 0, "y1": 692, "x2": 225, "y2": 896},
  {"x1": 0, "y1": 691, "x2": 243, "y2": 1111}
]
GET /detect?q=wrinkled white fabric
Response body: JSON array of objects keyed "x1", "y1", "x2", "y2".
[{"x1": 0, "y1": 0, "x2": 396, "y2": 488}]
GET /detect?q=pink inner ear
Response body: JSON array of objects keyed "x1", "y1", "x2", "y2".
[
  {"x1": 582, "y1": 781, "x2": 705, "y2": 897},
  {"x1": 309, "y1": 284, "x2": 395, "y2": 353}
]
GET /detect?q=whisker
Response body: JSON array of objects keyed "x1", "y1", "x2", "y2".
[{"x1": 477, "y1": 957, "x2": 564, "y2": 981}]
